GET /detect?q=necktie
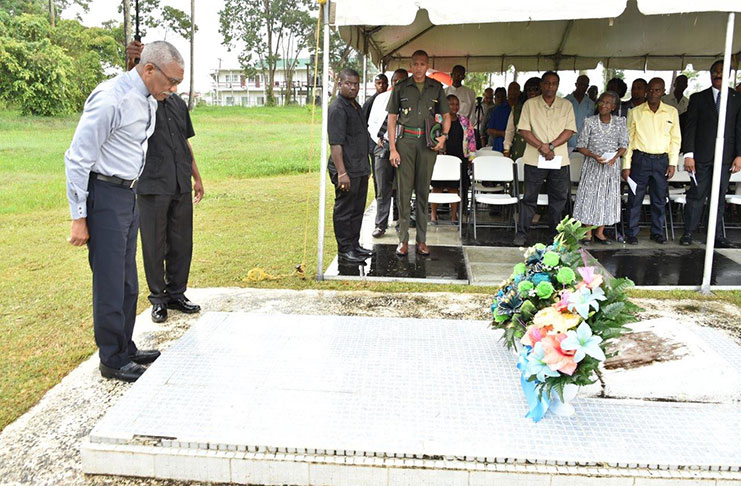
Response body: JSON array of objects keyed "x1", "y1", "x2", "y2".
[{"x1": 716, "y1": 91, "x2": 721, "y2": 112}]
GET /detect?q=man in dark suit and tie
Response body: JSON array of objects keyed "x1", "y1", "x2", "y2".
[{"x1": 681, "y1": 60, "x2": 741, "y2": 248}]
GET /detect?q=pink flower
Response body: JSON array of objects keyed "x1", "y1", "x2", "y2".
[
  {"x1": 553, "y1": 290, "x2": 571, "y2": 311},
  {"x1": 541, "y1": 334, "x2": 577, "y2": 376},
  {"x1": 521, "y1": 324, "x2": 549, "y2": 347},
  {"x1": 577, "y1": 266, "x2": 604, "y2": 290}
]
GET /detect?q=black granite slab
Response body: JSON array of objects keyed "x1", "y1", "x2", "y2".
[
  {"x1": 336, "y1": 244, "x2": 467, "y2": 280},
  {"x1": 587, "y1": 248, "x2": 741, "y2": 286}
]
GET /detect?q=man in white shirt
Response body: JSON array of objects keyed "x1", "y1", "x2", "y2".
[
  {"x1": 662, "y1": 74, "x2": 689, "y2": 116},
  {"x1": 367, "y1": 69, "x2": 409, "y2": 237},
  {"x1": 445, "y1": 65, "x2": 476, "y2": 122},
  {"x1": 565, "y1": 74, "x2": 595, "y2": 151}
]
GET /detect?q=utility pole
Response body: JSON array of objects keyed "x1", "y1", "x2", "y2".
[{"x1": 216, "y1": 58, "x2": 222, "y2": 106}]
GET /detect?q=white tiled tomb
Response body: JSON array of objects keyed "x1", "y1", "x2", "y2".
[{"x1": 82, "y1": 312, "x2": 741, "y2": 485}]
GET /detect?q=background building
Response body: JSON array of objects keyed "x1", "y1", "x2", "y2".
[{"x1": 207, "y1": 58, "x2": 320, "y2": 106}]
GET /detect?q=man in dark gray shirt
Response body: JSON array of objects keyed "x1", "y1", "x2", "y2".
[{"x1": 328, "y1": 69, "x2": 372, "y2": 265}]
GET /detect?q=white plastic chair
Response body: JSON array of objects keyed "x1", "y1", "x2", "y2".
[
  {"x1": 721, "y1": 170, "x2": 741, "y2": 237},
  {"x1": 429, "y1": 154, "x2": 463, "y2": 237},
  {"x1": 515, "y1": 157, "x2": 549, "y2": 206},
  {"x1": 568, "y1": 152, "x2": 585, "y2": 205},
  {"x1": 667, "y1": 169, "x2": 692, "y2": 239},
  {"x1": 471, "y1": 156, "x2": 519, "y2": 239}
]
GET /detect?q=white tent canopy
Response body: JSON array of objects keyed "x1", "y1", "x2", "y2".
[{"x1": 335, "y1": 0, "x2": 741, "y2": 72}]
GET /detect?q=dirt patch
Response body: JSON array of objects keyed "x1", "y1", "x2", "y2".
[{"x1": 604, "y1": 330, "x2": 688, "y2": 370}]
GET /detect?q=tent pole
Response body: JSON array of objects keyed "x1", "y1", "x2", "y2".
[
  {"x1": 316, "y1": 0, "x2": 331, "y2": 281},
  {"x1": 700, "y1": 11, "x2": 735, "y2": 294},
  {"x1": 362, "y1": 54, "x2": 368, "y2": 105},
  {"x1": 362, "y1": 34, "x2": 368, "y2": 105}
]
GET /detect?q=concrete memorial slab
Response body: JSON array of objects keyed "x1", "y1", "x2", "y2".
[{"x1": 82, "y1": 312, "x2": 741, "y2": 485}]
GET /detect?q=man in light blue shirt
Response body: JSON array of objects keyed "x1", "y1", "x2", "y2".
[
  {"x1": 65, "y1": 40, "x2": 184, "y2": 382},
  {"x1": 565, "y1": 74, "x2": 595, "y2": 151}
]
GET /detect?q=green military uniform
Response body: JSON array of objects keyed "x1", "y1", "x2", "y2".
[{"x1": 386, "y1": 76, "x2": 450, "y2": 244}]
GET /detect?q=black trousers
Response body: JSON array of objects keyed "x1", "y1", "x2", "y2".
[
  {"x1": 373, "y1": 143, "x2": 396, "y2": 230},
  {"x1": 626, "y1": 152, "x2": 669, "y2": 238},
  {"x1": 137, "y1": 192, "x2": 193, "y2": 305},
  {"x1": 517, "y1": 164, "x2": 570, "y2": 236},
  {"x1": 683, "y1": 161, "x2": 732, "y2": 238},
  {"x1": 332, "y1": 174, "x2": 369, "y2": 253},
  {"x1": 86, "y1": 177, "x2": 139, "y2": 369}
]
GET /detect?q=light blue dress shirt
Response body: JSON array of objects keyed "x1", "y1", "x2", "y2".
[
  {"x1": 65, "y1": 69, "x2": 158, "y2": 219},
  {"x1": 565, "y1": 93, "x2": 595, "y2": 151}
]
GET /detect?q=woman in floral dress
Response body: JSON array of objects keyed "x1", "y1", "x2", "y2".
[{"x1": 572, "y1": 91, "x2": 628, "y2": 243}]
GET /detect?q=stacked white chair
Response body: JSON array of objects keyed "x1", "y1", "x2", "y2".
[{"x1": 471, "y1": 155, "x2": 519, "y2": 240}]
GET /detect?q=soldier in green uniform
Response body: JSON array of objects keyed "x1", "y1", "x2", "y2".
[{"x1": 386, "y1": 50, "x2": 451, "y2": 257}]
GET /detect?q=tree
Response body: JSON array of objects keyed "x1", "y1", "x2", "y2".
[
  {"x1": 279, "y1": 8, "x2": 313, "y2": 105},
  {"x1": 0, "y1": 10, "x2": 120, "y2": 115},
  {"x1": 465, "y1": 72, "x2": 493, "y2": 96},
  {"x1": 122, "y1": 0, "x2": 131, "y2": 44},
  {"x1": 314, "y1": 26, "x2": 361, "y2": 98},
  {"x1": 602, "y1": 67, "x2": 624, "y2": 91},
  {"x1": 219, "y1": 0, "x2": 314, "y2": 106},
  {"x1": 161, "y1": 5, "x2": 193, "y2": 40}
]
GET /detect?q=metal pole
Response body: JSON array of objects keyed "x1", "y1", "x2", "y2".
[
  {"x1": 316, "y1": 1, "x2": 331, "y2": 281},
  {"x1": 362, "y1": 54, "x2": 368, "y2": 105},
  {"x1": 700, "y1": 12, "x2": 735, "y2": 293}
]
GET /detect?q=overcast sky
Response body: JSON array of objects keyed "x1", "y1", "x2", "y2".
[{"x1": 63, "y1": 1, "x2": 723, "y2": 99}]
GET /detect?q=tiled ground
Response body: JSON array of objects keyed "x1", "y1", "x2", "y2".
[{"x1": 87, "y1": 312, "x2": 741, "y2": 476}]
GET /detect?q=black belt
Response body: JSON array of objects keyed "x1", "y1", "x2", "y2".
[
  {"x1": 91, "y1": 172, "x2": 137, "y2": 188},
  {"x1": 634, "y1": 150, "x2": 667, "y2": 159}
]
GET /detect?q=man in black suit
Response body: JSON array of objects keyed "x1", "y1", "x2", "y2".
[
  {"x1": 681, "y1": 60, "x2": 741, "y2": 248},
  {"x1": 127, "y1": 41, "x2": 205, "y2": 322}
]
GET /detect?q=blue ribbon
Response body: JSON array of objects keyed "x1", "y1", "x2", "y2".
[{"x1": 517, "y1": 347, "x2": 550, "y2": 422}]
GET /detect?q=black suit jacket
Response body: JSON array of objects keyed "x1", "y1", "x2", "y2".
[{"x1": 682, "y1": 87, "x2": 741, "y2": 165}]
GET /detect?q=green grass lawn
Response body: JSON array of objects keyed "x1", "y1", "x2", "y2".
[{"x1": 1, "y1": 105, "x2": 740, "y2": 433}]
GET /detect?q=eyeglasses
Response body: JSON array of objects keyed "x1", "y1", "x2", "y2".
[{"x1": 151, "y1": 63, "x2": 182, "y2": 88}]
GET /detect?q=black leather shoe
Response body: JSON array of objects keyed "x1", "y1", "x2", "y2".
[
  {"x1": 167, "y1": 297, "x2": 201, "y2": 314},
  {"x1": 151, "y1": 304, "x2": 167, "y2": 323},
  {"x1": 592, "y1": 236, "x2": 611, "y2": 245},
  {"x1": 650, "y1": 233, "x2": 668, "y2": 244},
  {"x1": 338, "y1": 250, "x2": 367, "y2": 264},
  {"x1": 513, "y1": 234, "x2": 526, "y2": 247},
  {"x1": 679, "y1": 234, "x2": 692, "y2": 246},
  {"x1": 372, "y1": 227, "x2": 385, "y2": 238},
  {"x1": 627, "y1": 236, "x2": 639, "y2": 245},
  {"x1": 354, "y1": 245, "x2": 373, "y2": 257},
  {"x1": 99, "y1": 361, "x2": 146, "y2": 382},
  {"x1": 129, "y1": 349, "x2": 161, "y2": 365},
  {"x1": 715, "y1": 237, "x2": 738, "y2": 249}
]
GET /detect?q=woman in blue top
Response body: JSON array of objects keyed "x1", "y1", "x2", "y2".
[{"x1": 487, "y1": 84, "x2": 518, "y2": 152}]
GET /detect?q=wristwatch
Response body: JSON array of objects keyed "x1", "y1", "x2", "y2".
[
  {"x1": 548, "y1": 143, "x2": 555, "y2": 151},
  {"x1": 442, "y1": 132, "x2": 449, "y2": 139}
]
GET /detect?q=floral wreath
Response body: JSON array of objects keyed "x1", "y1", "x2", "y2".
[{"x1": 491, "y1": 217, "x2": 640, "y2": 421}]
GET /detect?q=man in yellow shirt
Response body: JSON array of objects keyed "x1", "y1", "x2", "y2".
[
  {"x1": 622, "y1": 77, "x2": 681, "y2": 245},
  {"x1": 514, "y1": 71, "x2": 576, "y2": 246}
]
